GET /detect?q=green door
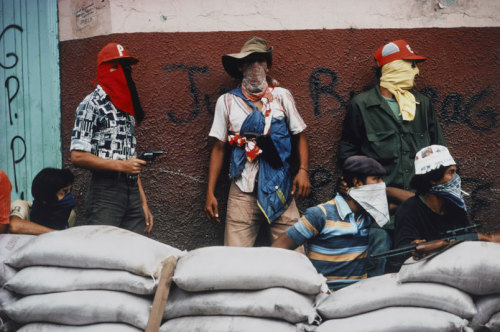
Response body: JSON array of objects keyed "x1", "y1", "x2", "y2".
[{"x1": 1, "y1": 0, "x2": 60, "y2": 201}]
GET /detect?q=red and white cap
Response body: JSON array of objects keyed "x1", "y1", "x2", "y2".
[
  {"x1": 97, "y1": 43, "x2": 139, "y2": 66},
  {"x1": 374, "y1": 40, "x2": 427, "y2": 67}
]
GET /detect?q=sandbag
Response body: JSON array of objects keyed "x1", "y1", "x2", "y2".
[
  {"x1": 470, "y1": 294, "x2": 500, "y2": 330},
  {"x1": 5, "y1": 266, "x2": 156, "y2": 295},
  {"x1": 159, "y1": 316, "x2": 298, "y2": 332},
  {"x1": 0, "y1": 289, "x2": 18, "y2": 313},
  {"x1": 0, "y1": 234, "x2": 35, "y2": 285},
  {"x1": 486, "y1": 311, "x2": 500, "y2": 331},
  {"x1": 164, "y1": 286, "x2": 320, "y2": 324},
  {"x1": 17, "y1": 323, "x2": 142, "y2": 332},
  {"x1": 3, "y1": 290, "x2": 151, "y2": 329},
  {"x1": 6, "y1": 225, "x2": 183, "y2": 278},
  {"x1": 317, "y1": 273, "x2": 477, "y2": 319},
  {"x1": 398, "y1": 242, "x2": 500, "y2": 295},
  {"x1": 172, "y1": 246, "x2": 327, "y2": 294},
  {"x1": 316, "y1": 307, "x2": 472, "y2": 332}
]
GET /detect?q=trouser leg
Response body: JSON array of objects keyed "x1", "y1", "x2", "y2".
[
  {"x1": 269, "y1": 199, "x2": 305, "y2": 254},
  {"x1": 224, "y1": 182, "x2": 261, "y2": 247}
]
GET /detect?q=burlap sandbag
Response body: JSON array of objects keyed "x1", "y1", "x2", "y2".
[
  {"x1": 0, "y1": 234, "x2": 35, "y2": 285},
  {"x1": 160, "y1": 316, "x2": 298, "y2": 332},
  {"x1": 164, "y1": 286, "x2": 320, "y2": 324},
  {"x1": 4, "y1": 290, "x2": 151, "y2": 329},
  {"x1": 398, "y1": 242, "x2": 500, "y2": 295},
  {"x1": 5, "y1": 266, "x2": 156, "y2": 295},
  {"x1": 6, "y1": 225, "x2": 183, "y2": 278},
  {"x1": 17, "y1": 323, "x2": 141, "y2": 332},
  {"x1": 317, "y1": 273, "x2": 477, "y2": 319},
  {"x1": 316, "y1": 307, "x2": 472, "y2": 332},
  {"x1": 470, "y1": 294, "x2": 500, "y2": 330},
  {"x1": 172, "y1": 246, "x2": 327, "y2": 294}
]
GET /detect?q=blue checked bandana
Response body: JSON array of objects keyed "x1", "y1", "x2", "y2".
[{"x1": 429, "y1": 174, "x2": 466, "y2": 211}]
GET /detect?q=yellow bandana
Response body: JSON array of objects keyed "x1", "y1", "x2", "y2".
[{"x1": 380, "y1": 60, "x2": 420, "y2": 121}]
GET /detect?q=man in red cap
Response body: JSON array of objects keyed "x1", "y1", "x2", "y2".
[
  {"x1": 70, "y1": 43, "x2": 153, "y2": 234},
  {"x1": 338, "y1": 40, "x2": 445, "y2": 275}
]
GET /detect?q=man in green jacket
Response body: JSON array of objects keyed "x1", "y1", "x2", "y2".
[{"x1": 338, "y1": 39, "x2": 445, "y2": 275}]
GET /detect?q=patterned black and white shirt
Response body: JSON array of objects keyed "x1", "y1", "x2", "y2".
[{"x1": 70, "y1": 85, "x2": 136, "y2": 160}]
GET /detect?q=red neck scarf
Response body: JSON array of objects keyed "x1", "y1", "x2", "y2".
[{"x1": 97, "y1": 63, "x2": 135, "y2": 116}]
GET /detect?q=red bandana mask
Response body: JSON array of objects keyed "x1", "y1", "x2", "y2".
[{"x1": 97, "y1": 62, "x2": 135, "y2": 116}]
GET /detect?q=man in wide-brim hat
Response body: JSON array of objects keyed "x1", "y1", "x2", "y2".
[{"x1": 205, "y1": 36, "x2": 311, "y2": 248}]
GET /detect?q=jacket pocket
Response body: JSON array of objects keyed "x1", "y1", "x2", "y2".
[{"x1": 366, "y1": 130, "x2": 399, "y2": 164}]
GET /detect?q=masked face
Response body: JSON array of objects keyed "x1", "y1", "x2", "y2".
[
  {"x1": 429, "y1": 173, "x2": 467, "y2": 211},
  {"x1": 348, "y1": 182, "x2": 390, "y2": 227},
  {"x1": 381, "y1": 59, "x2": 420, "y2": 90},
  {"x1": 241, "y1": 60, "x2": 268, "y2": 94}
]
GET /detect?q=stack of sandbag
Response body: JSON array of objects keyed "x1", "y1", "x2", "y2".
[
  {"x1": 316, "y1": 273, "x2": 475, "y2": 331},
  {"x1": 160, "y1": 246, "x2": 327, "y2": 332},
  {"x1": 1, "y1": 225, "x2": 183, "y2": 331},
  {"x1": 397, "y1": 241, "x2": 500, "y2": 332},
  {"x1": 0, "y1": 234, "x2": 36, "y2": 332}
]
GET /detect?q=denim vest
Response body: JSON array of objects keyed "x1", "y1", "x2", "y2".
[{"x1": 228, "y1": 88, "x2": 292, "y2": 223}]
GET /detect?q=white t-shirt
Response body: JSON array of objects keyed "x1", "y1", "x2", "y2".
[{"x1": 209, "y1": 87, "x2": 307, "y2": 192}]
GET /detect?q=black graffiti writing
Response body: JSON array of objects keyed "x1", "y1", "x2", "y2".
[
  {"x1": 5, "y1": 75, "x2": 20, "y2": 125},
  {"x1": 440, "y1": 90, "x2": 498, "y2": 131},
  {"x1": 308, "y1": 68, "x2": 346, "y2": 116},
  {"x1": 0, "y1": 25, "x2": 23, "y2": 69},
  {"x1": 163, "y1": 64, "x2": 209, "y2": 124},
  {"x1": 10, "y1": 136, "x2": 26, "y2": 199}
]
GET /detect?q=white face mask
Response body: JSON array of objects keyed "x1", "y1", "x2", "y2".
[{"x1": 347, "y1": 182, "x2": 390, "y2": 227}]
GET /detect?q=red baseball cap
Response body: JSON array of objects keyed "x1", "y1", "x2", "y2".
[
  {"x1": 97, "y1": 43, "x2": 139, "y2": 66},
  {"x1": 373, "y1": 40, "x2": 427, "y2": 67}
]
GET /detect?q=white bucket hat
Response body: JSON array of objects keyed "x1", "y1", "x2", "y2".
[{"x1": 414, "y1": 145, "x2": 456, "y2": 175}]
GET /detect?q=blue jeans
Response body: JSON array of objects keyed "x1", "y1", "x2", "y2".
[{"x1": 366, "y1": 227, "x2": 392, "y2": 277}]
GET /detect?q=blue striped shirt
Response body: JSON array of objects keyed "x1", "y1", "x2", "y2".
[{"x1": 286, "y1": 194, "x2": 371, "y2": 290}]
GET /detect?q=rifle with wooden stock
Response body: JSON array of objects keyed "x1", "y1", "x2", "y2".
[{"x1": 371, "y1": 224, "x2": 500, "y2": 260}]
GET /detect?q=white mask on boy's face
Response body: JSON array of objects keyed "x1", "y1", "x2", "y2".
[{"x1": 348, "y1": 182, "x2": 390, "y2": 227}]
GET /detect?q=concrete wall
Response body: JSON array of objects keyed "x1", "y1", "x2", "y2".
[{"x1": 59, "y1": 1, "x2": 500, "y2": 250}]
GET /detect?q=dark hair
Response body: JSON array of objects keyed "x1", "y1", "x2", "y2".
[
  {"x1": 410, "y1": 165, "x2": 459, "y2": 194},
  {"x1": 335, "y1": 172, "x2": 369, "y2": 194},
  {"x1": 31, "y1": 168, "x2": 74, "y2": 203}
]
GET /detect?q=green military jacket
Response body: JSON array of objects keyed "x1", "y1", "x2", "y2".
[{"x1": 339, "y1": 85, "x2": 445, "y2": 191}]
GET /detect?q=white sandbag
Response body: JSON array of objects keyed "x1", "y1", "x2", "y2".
[
  {"x1": 160, "y1": 316, "x2": 298, "y2": 332},
  {"x1": 316, "y1": 307, "x2": 472, "y2": 332},
  {"x1": 486, "y1": 311, "x2": 500, "y2": 331},
  {"x1": 0, "y1": 234, "x2": 35, "y2": 285},
  {"x1": 173, "y1": 246, "x2": 327, "y2": 294},
  {"x1": 470, "y1": 294, "x2": 500, "y2": 329},
  {"x1": 398, "y1": 242, "x2": 500, "y2": 295},
  {"x1": 6, "y1": 225, "x2": 183, "y2": 278},
  {"x1": 317, "y1": 273, "x2": 477, "y2": 319},
  {"x1": 5, "y1": 266, "x2": 156, "y2": 295},
  {"x1": 4, "y1": 290, "x2": 151, "y2": 329},
  {"x1": 17, "y1": 323, "x2": 142, "y2": 332},
  {"x1": 0, "y1": 289, "x2": 18, "y2": 313},
  {"x1": 164, "y1": 286, "x2": 320, "y2": 324}
]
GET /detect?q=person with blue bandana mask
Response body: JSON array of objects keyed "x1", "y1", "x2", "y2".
[
  {"x1": 9, "y1": 168, "x2": 76, "y2": 235},
  {"x1": 394, "y1": 145, "x2": 470, "y2": 250}
]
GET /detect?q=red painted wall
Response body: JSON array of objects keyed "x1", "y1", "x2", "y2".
[{"x1": 60, "y1": 28, "x2": 500, "y2": 249}]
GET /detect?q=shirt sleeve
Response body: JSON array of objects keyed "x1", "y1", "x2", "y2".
[
  {"x1": 0, "y1": 171, "x2": 12, "y2": 225},
  {"x1": 394, "y1": 200, "x2": 422, "y2": 248},
  {"x1": 208, "y1": 94, "x2": 230, "y2": 142},
  {"x1": 286, "y1": 205, "x2": 326, "y2": 245},
  {"x1": 279, "y1": 88, "x2": 307, "y2": 135},
  {"x1": 9, "y1": 200, "x2": 31, "y2": 221},
  {"x1": 338, "y1": 99, "x2": 364, "y2": 163},
  {"x1": 70, "y1": 97, "x2": 98, "y2": 152}
]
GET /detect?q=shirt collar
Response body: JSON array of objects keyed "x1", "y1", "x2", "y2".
[{"x1": 334, "y1": 194, "x2": 353, "y2": 220}]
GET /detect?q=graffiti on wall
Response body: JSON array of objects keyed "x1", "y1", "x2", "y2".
[
  {"x1": 159, "y1": 64, "x2": 498, "y2": 225},
  {"x1": 1, "y1": 24, "x2": 26, "y2": 199}
]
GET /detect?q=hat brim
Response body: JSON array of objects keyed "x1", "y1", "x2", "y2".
[
  {"x1": 100, "y1": 56, "x2": 139, "y2": 66},
  {"x1": 222, "y1": 49, "x2": 273, "y2": 79},
  {"x1": 401, "y1": 54, "x2": 427, "y2": 62}
]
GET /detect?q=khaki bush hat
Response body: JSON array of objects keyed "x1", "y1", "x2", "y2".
[{"x1": 222, "y1": 36, "x2": 273, "y2": 79}]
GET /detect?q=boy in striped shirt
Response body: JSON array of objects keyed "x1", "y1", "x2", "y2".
[{"x1": 272, "y1": 156, "x2": 389, "y2": 290}]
